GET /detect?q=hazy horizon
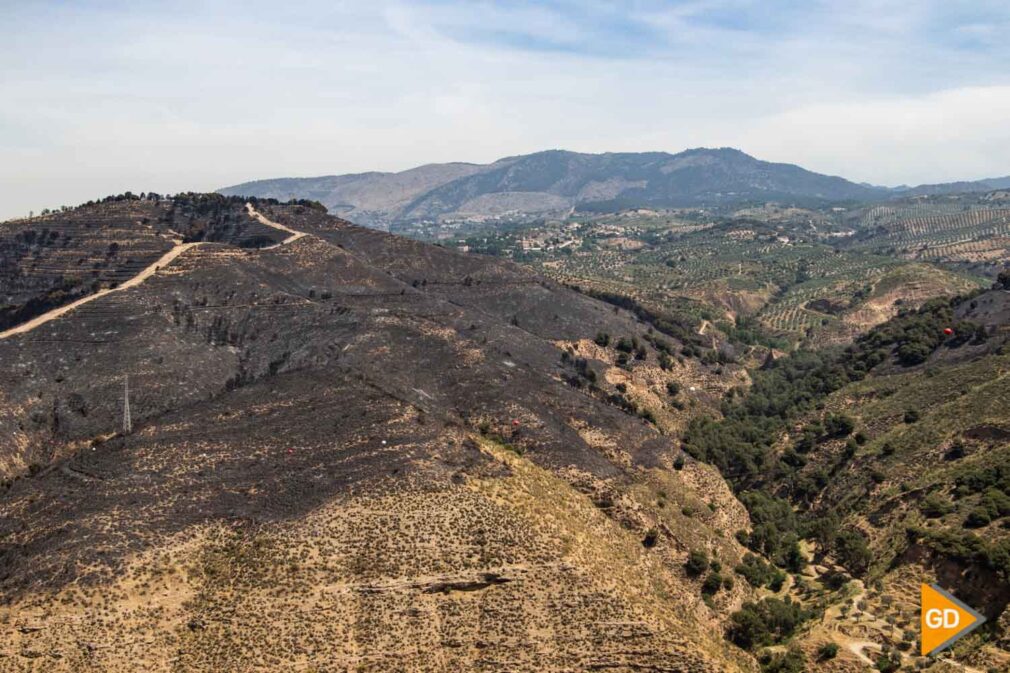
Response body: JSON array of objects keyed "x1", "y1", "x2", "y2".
[{"x1": 4, "y1": 0, "x2": 1010, "y2": 220}]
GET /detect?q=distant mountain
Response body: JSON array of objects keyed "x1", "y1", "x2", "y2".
[
  {"x1": 219, "y1": 148, "x2": 890, "y2": 228},
  {"x1": 894, "y1": 175, "x2": 1010, "y2": 197},
  {"x1": 219, "y1": 162, "x2": 486, "y2": 228}
]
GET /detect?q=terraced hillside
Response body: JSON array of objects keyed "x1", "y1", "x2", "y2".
[
  {"x1": 847, "y1": 195, "x2": 1010, "y2": 278},
  {"x1": 518, "y1": 212, "x2": 983, "y2": 350},
  {"x1": 0, "y1": 197, "x2": 758, "y2": 672}
]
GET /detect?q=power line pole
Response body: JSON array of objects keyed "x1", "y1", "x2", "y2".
[{"x1": 123, "y1": 375, "x2": 132, "y2": 434}]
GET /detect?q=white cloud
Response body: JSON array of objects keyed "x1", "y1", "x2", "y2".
[{"x1": 734, "y1": 86, "x2": 1010, "y2": 185}]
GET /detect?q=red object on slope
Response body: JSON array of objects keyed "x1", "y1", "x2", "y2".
[{"x1": 943, "y1": 327, "x2": 954, "y2": 336}]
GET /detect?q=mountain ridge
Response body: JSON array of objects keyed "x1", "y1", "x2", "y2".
[
  {"x1": 219, "y1": 148, "x2": 1010, "y2": 230},
  {"x1": 219, "y1": 148, "x2": 889, "y2": 228}
]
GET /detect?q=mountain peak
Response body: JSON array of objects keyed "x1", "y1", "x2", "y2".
[{"x1": 220, "y1": 148, "x2": 883, "y2": 229}]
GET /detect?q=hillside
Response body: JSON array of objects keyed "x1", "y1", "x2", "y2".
[
  {"x1": 844, "y1": 194, "x2": 1010, "y2": 279},
  {"x1": 681, "y1": 286, "x2": 1010, "y2": 671},
  {"x1": 0, "y1": 195, "x2": 758, "y2": 672},
  {"x1": 220, "y1": 149, "x2": 888, "y2": 229},
  {"x1": 216, "y1": 163, "x2": 486, "y2": 228},
  {"x1": 797, "y1": 290, "x2": 1010, "y2": 671},
  {"x1": 895, "y1": 176, "x2": 1010, "y2": 197}
]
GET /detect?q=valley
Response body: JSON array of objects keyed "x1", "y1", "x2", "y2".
[{"x1": 448, "y1": 198, "x2": 998, "y2": 351}]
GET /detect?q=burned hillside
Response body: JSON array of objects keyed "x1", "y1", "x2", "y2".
[{"x1": 0, "y1": 196, "x2": 755, "y2": 672}]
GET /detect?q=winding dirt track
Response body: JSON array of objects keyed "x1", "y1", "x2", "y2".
[
  {"x1": 0, "y1": 204, "x2": 305, "y2": 341},
  {"x1": 246, "y1": 203, "x2": 307, "y2": 247},
  {"x1": 844, "y1": 640, "x2": 879, "y2": 665},
  {"x1": 0, "y1": 242, "x2": 204, "y2": 340}
]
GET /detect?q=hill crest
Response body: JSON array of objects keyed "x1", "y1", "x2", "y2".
[{"x1": 219, "y1": 148, "x2": 887, "y2": 229}]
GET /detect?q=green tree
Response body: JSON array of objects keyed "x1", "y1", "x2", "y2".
[{"x1": 727, "y1": 597, "x2": 809, "y2": 650}]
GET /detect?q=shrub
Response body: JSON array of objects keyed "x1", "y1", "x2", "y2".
[
  {"x1": 961, "y1": 509, "x2": 993, "y2": 529},
  {"x1": 824, "y1": 413, "x2": 855, "y2": 437},
  {"x1": 834, "y1": 529, "x2": 872, "y2": 575},
  {"x1": 903, "y1": 409, "x2": 920, "y2": 423},
  {"x1": 594, "y1": 332, "x2": 610, "y2": 347},
  {"x1": 726, "y1": 597, "x2": 809, "y2": 650},
  {"x1": 760, "y1": 648, "x2": 807, "y2": 673},
  {"x1": 702, "y1": 572, "x2": 724, "y2": 595},
  {"x1": 897, "y1": 342, "x2": 932, "y2": 365},
  {"x1": 875, "y1": 652, "x2": 901, "y2": 673},
  {"x1": 642, "y1": 528, "x2": 659, "y2": 548},
  {"x1": 820, "y1": 570, "x2": 850, "y2": 591},
  {"x1": 817, "y1": 643, "x2": 839, "y2": 661},
  {"x1": 920, "y1": 493, "x2": 953, "y2": 518},
  {"x1": 685, "y1": 550, "x2": 709, "y2": 577},
  {"x1": 954, "y1": 464, "x2": 1010, "y2": 498},
  {"x1": 735, "y1": 553, "x2": 777, "y2": 588},
  {"x1": 998, "y1": 268, "x2": 1010, "y2": 290},
  {"x1": 981, "y1": 488, "x2": 1010, "y2": 518}
]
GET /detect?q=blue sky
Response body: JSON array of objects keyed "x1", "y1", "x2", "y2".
[{"x1": 3, "y1": 0, "x2": 1010, "y2": 218}]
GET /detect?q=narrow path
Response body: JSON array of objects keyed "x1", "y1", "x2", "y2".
[
  {"x1": 0, "y1": 205, "x2": 307, "y2": 341},
  {"x1": 246, "y1": 202, "x2": 307, "y2": 247},
  {"x1": 0, "y1": 242, "x2": 203, "y2": 340},
  {"x1": 844, "y1": 640, "x2": 880, "y2": 665}
]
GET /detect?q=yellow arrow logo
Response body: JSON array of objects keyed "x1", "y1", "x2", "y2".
[{"x1": 921, "y1": 583, "x2": 986, "y2": 656}]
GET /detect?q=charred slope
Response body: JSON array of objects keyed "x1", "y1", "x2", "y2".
[
  {"x1": 0, "y1": 198, "x2": 755, "y2": 672},
  {"x1": 0, "y1": 194, "x2": 293, "y2": 332}
]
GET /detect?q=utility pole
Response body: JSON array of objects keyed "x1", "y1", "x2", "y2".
[{"x1": 123, "y1": 375, "x2": 132, "y2": 434}]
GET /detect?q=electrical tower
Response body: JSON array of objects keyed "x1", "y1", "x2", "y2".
[{"x1": 123, "y1": 375, "x2": 132, "y2": 434}]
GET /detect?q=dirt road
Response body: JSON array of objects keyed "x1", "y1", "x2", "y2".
[
  {"x1": 0, "y1": 242, "x2": 203, "y2": 340},
  {"x1": 246, "y1": 203, "x2": 307, "y2": 247},
  {"x1": 0, "y1": 205, "x2": 309, "y2": 341},
  {"x1": 845, "y1": 640, "x2": 880, "y2": 665}
]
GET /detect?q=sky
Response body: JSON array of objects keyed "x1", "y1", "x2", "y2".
[{"x1": 3, "y1": 0, "x2": 1010, "y2": 219}]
